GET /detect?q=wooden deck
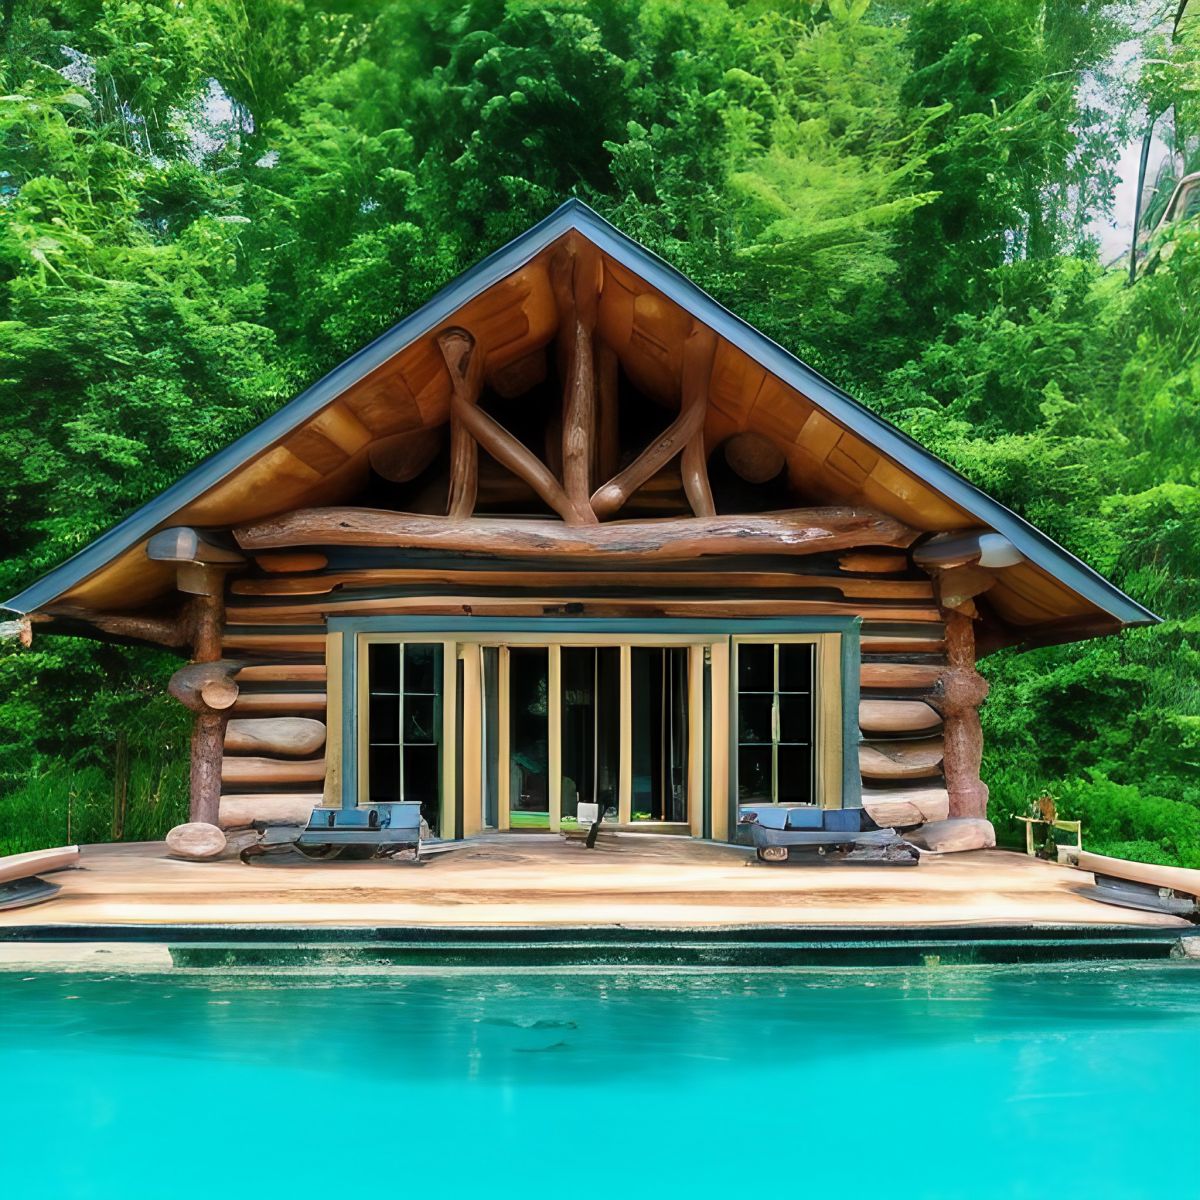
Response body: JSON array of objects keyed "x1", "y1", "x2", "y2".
[{"x1": 0, "y1": 834, "x2": 1187, "y2": 931}]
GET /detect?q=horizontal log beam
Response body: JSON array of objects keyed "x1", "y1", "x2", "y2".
[
  {"x1": 229, "y1": 691, "x2": 327, "y2": 715},
  {"x1": 858, "y1": 700, "x2": 943, "y2": 735},
  {"x1": 235, "y1": 507, "x2": 917, "y2": 561},
  {"x1": 255, "y1": 553, "x2": 329, "y2": 574},
  {"x1": 221, "y1": 756, "x2": 326, "y2": 786},
  {"x1": 224, "y1": 717, "x2": 326, "y2": 757},
  {"x1": 859, "y1": 738, "x2": 944, "y2": 780},
  {"x1": 226, "y1": 596, "x2": 942, "y2": 622},
  {"x1": 860, "y1": 662, "x2": 944, "y2": 689},
  {"x1": 838, "y1": 552, "x2": 909, "y2": 574},
  {"x1": 230, "y1": 569, "x2": 935, "y2": 599},
  {"x1": 861, "y1": 787, "x2": 949, "y2": 828},
  {"x1": 233, "y1": 662, "x2": 326, "y2": 683},
  {"x1": 218, "y1": 793, "x2": 323, "y2": 829}
]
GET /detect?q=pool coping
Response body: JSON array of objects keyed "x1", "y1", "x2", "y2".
[{"x1": 1, "y1": 922, "x2": 1197, "y2": 969}]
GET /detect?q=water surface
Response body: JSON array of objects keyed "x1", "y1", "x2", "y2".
[{"x1": 3, "y1": 963, "x2": 1197, "y2": 1199}]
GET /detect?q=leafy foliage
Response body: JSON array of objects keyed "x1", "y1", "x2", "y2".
[{"x1": 0, "y1": 0, "x2": 1197, "y2": 864}]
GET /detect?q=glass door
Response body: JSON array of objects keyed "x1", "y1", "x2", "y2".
[
  {"x1": 734, "y1": 640, "x2": 815, "y2": 805},
  {"x1": 479, "y1": 639, "x2": 699, "y2": 832}
]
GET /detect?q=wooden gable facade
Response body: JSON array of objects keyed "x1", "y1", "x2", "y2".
[{"x1": 4, "y1": 201, "x2": 1157, "y2": 846}]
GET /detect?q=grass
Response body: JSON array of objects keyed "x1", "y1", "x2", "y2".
[{"x1": 0, "y1": 750, "x2": 188, "y2": 857}]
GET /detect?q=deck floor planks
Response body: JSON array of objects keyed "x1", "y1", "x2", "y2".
[{"x1": 0, "y1": 837, "x2": 1185, "y2": 931}]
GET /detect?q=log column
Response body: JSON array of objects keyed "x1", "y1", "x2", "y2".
[
  {"x1": 914, "y1": 534, "x2": 1023, "y2": 821},
  {"x1": 937, "y1": 610, "x2": 990, "y2": 819},
  {"x1": 148, "y1": 528, "x2": 246, "y2": 826},
  {"x1": 157, "y1": 591, "x2": 244, "y2": 826}
]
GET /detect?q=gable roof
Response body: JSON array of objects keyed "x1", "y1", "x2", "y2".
[{"x1": 4, "y1": 198, "x2": 1156, "y2": 634}]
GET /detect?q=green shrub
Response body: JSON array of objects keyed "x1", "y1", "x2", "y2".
[{"x1": 1051, "y1": 771, "x2": 1200, "y2": 869}]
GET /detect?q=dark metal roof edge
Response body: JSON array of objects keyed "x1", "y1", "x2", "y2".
[{"x1": 4, "y1": 197, "x2": 1158, "y2": 627}]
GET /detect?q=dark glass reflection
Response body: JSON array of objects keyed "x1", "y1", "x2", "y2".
[{"x1": 509, "y1": 647, "x2": 549, "y2": 826}]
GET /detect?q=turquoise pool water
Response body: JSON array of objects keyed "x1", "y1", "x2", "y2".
[{"x1": 3, "y1": 962, "x2": 1198, "y2": 1200}]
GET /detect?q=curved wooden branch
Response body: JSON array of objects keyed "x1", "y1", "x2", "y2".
[
  {"x1": 235, "y1": 506, "x2": 917, "y2": 561},
  {"x1": 679, "y1": 325, "x2": 717, "y2": 517},
  {"x1": 168, "y1": 660, "x2": 242, "y2": 713},
  {"x1": 591, "y1": 400, "x2": 708, "y2": 518},
  {"x1": 437, "y1": 328, "x2": 589, "y2": 524},
  {"x1": 438, "y1": 328, "x2": 483, "y2": 519}
]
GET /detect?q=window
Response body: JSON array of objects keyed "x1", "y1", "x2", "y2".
[
  {"x1": 735, "y1": 641, "x2": 815, "y2": 805},
  {"x1": 366, "y1": 642, "x2": 443, "y2": 829}
]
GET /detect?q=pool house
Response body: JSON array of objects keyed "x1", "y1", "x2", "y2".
[{"x1": 2, "y1": 200, "x2": 1157, "y2": 850}]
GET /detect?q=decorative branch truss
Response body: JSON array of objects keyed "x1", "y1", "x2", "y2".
[{"x1": 434, "y1": 235, "x2": 718, "y2": 527}]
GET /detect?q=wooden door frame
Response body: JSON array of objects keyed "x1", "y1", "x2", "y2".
[{"x1": 330, "y1": 616, "x2": 861, "y2": 840}]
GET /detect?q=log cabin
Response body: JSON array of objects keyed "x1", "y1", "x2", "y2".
[{"x1": 2, "y1": 200, "x2": 1158, "y2": 850}]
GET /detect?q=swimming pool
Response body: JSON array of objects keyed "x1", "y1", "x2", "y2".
[{"x1": 4, "y1": 962, "x2": 1197, "y2": 1199}]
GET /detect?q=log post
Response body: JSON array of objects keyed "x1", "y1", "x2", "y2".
[
  {"x1": 936, "y1": 609, "x2": 991, "y2": 819},
  {"x1": 916, "y1": 549, "x2": 997, "y2": 820},
  {"x1": 149, "y1": 532, "x2": 245, "y2": 828},
  {"x1": 178, "y1": 589, "x2": 233, "y2": 826}
]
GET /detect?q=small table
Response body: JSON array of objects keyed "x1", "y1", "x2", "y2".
[{"x1": 1015, "y1": 815, "x2": 1082, "y2": 857}]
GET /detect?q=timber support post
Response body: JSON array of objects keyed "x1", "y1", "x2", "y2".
[
  {"x1": 178, "y1": 590, "x2": 234, "y2": 826},
  {"x1": 150, "y1": 529, "x2": 246, "y2": 826},
  {"x1": 915, "y1": 532, "x2": 1020, "y2": 819},
  {"x1": 937, "y1": 611, "x2": 990, "y2": 819}
]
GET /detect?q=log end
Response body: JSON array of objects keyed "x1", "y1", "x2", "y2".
[{"x1": 165, "y1": 822, "x2": 228, "y2": 861}]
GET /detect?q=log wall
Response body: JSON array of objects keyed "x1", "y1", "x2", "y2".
[{"x1": 216, "y1": 547, "x2": 956, "y2": 832}]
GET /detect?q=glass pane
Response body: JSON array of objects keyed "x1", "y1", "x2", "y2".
[
  {"x1": 403, "y1": 695, "x2": 437, "y2": 745},
  {"x1": 369, "y1": 642, "x2": 400, "y2": 693},
  {"x1": 368, "y1": 746, "x2": 400, "y2": 804},
  {"x1": 595, "y1": 648, "x2": 620, "y2": 817},
  {"x1": 482, "y1": 647, "x2": 499, "y2": 829},
  {"x1": 777, "y1": 745, "x2": 813, "y2": 804},
  {"x1": 404, "y1": 643, "x2": 438, "y2": 694},
  {"x1": 403, "y1": 745, "x2": 439, "y2": 809},
  {"x1": 779, "y1": 642, "x2": 813, "y2": 693},
  {"x1": 368, "y1": 695, "x2": 400, "y2": 745},
  {"x1": 738, "y1": 643, "x2": 773, "y2": 692},
  {"x1": 778, "y1": 694, "x2": 812, "y2": 746},
  {"x1": 738, "y1": 745, "x2": 772, "y2": 802},
  {"x1": 631, "y1": 647, "x2": 689, "y2": 822},
  {"x1": 509, "y1": 647, "x2": 549, "y2": 826},
  {"x1": 738, "y1": 694, "x2": 773, "y2": 744},
  {"x1": 560, "y1": 647, "x2": 620, "y2": 821}
]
